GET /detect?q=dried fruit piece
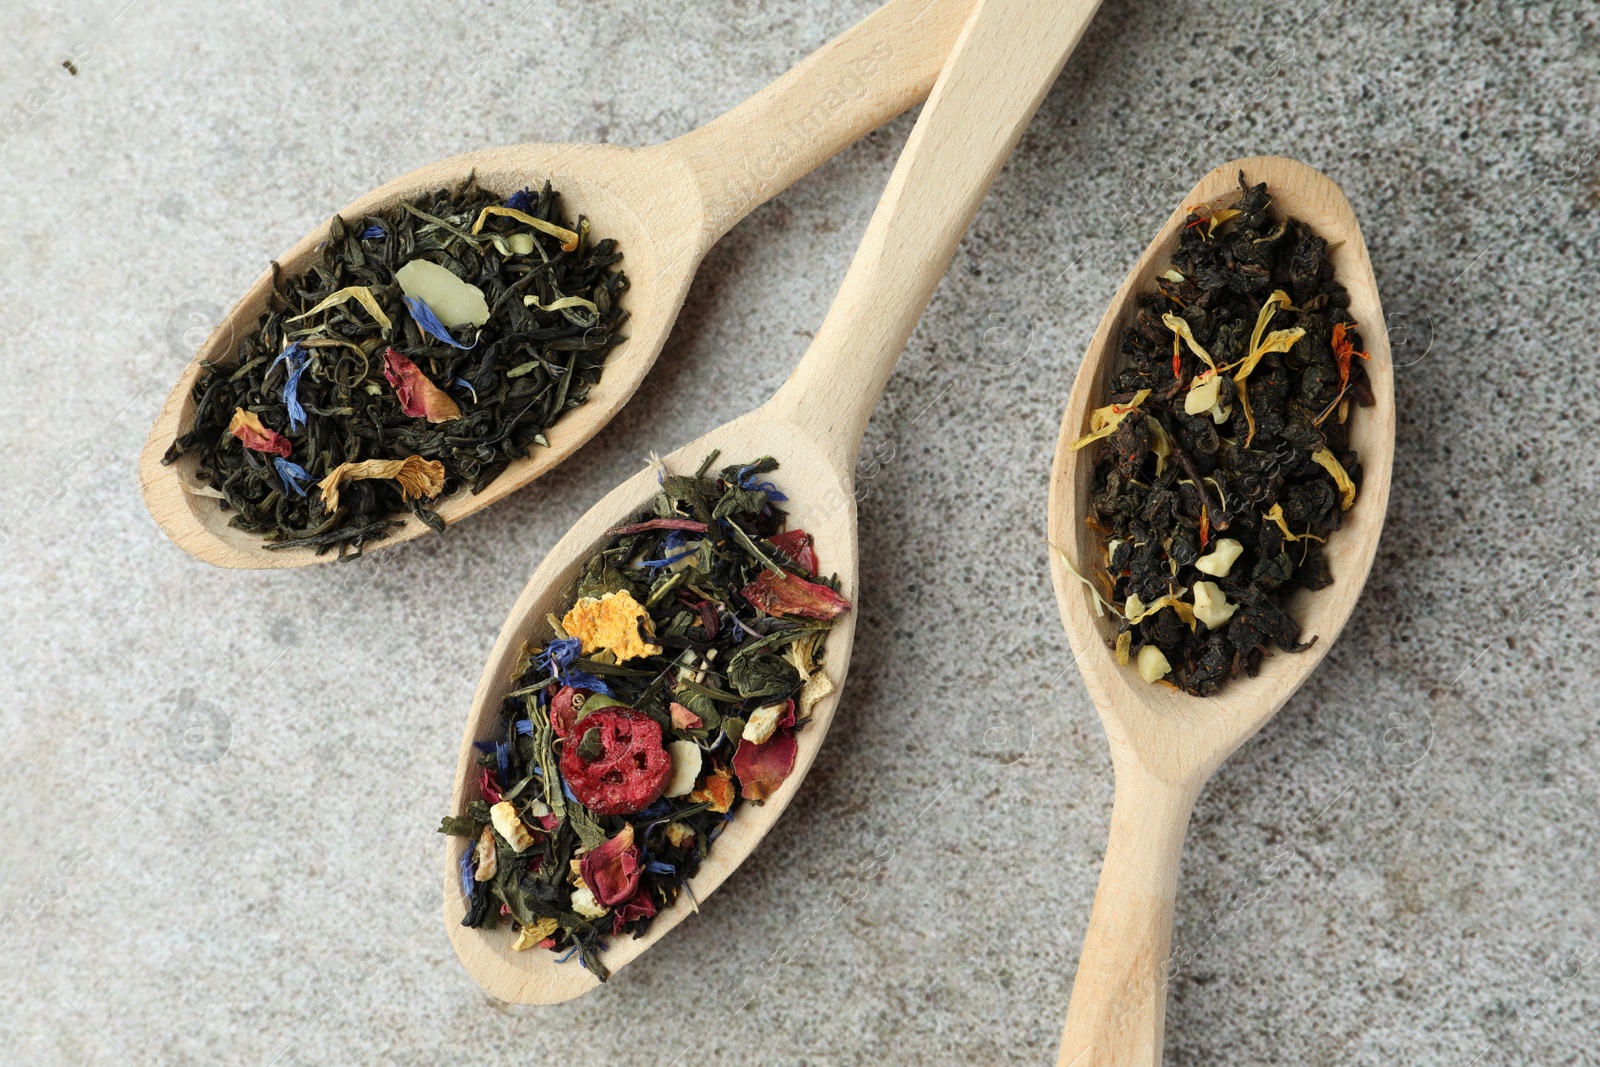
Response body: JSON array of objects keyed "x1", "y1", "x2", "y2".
[
  {"x1": 490, "y1": 801, "x2": 536, "y2": 852},
  {"x1": 562, "y1": 590, "x2": 663, "y2": 663},
  {"x1": 690, "y1": 766, "x2": 735, "y2": 813},
  {"x1": 550, "y1": 685, "x2": 590, "y2": 739},
  {"x1": 558, "y1": 708, "x2": 671, "y2": 815}
]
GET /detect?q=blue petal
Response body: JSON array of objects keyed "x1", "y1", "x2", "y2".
[
  {"x1": 562, "y1": 779, "x2": 578, "y2": 804},
  {"x1": 555, "y1": 945, "x2": 578, "y2": 964},
  {"x1": 360, "y1": 224, "x2": 384, "y2": 239},
  {"x1": 663, "y1": 529, "x2": 686, "y2": 552},
  {"x1": 403, "y1": 295, "x2": 477, "y2": 350},
  {"x1": 495, "y1": 742, "x2": 509, "y2": 780},
  {"x1": 504, "y1": 187, "x2": 535, "y2": 212},
  {"x1": 639, "y1": 800, "x2": 672, "y2": 819},
  {"x1": 515, "y1": 719, "x2": 533, "y2": 735},
  {"x1": 646, "y1": 861, "x2": 676, "y2": 875},
  {"x1": 561, "y1": 670, "x2": 615, "y2": 697},
  {"x1": 637, "y1": 548, "x2": 696, "y2": 569},
  {"x1": 459, "y1": 851, "x2": 476, "y2": 897},
  {"x1": 453, "y1": 377, "x2": 478, "y2": 404},
  {"x1": 270, "y1": 343, "x2": 311, "y2": 431},
  {"x1": 540, "y1": 637, "x2": 583, "y2": 672},
  {"x1": 737, "y1": 464, "x2": 787, "y2": 502},
  {"x1": 273, "y1": 457, "x2": 312, "y2": 497}
]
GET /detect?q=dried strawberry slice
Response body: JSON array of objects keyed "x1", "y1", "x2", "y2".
[
  {"x1": 558, "y1": 707, "x2": 671, "y2": 815},
  {"x1": 550, "y1": 685, "x2": 591, "y2": 739}
]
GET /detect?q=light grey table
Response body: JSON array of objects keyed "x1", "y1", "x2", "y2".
[{"x1": 1, "y1": 1, "x2": 1595, "y2": 1064}]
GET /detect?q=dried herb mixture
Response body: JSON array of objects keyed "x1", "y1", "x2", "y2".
[
  {"x1": 440, "y1": 454, "x2": 851, "y2": 977},
  {"x1": 164, "y1": 177, "x2": 628, "y2": 556},
  {"x1": 1067, "y1": 175, "x2": 1372, "y2": 695}
]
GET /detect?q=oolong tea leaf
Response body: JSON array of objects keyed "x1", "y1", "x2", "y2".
[{"x1": 1073, "y1": 174, "x2": 1372, "y2": 696}]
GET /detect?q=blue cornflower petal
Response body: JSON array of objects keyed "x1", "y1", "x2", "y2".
[
  {"x1": 540, "y1": 637, "x2": 583, "y2": 672},
  {"x1": 273, "y1": 457, "x2": 311, "y2": 497},
  {"x1": 495, "y1": 742, "x2": 509, "y2": 780},
  {"x1": 562, "y1": 779, "x2": 578, "y2": 805},
  {"x1": 637, "y1": 548, "x2": 696, "y2": 569},
  {"x1": 562, "y1": 670, "x2": 614, "y2": 697},
  {"x1": 459, "y1": 851, "x2": 476, "y2": 897},
  {"x1": 360, "y1": 224, "x2": 384, "y2": 239},
  {"x1": 453, "y1": 377, "x2": 478, "y2": 404},
  {"x1": 472, "y1": 740, "x2": 496, "y2": 755},
  {"x1": 515, "y1": 719, "x2": 533, "y2": 735},
  {"x1": 646, "y1": 861, "x2": 676, "y2": 876},
  {"x1": 663, "y1": 529, "x2": 686, "y2": 552},
  {"x1": 504, "y1": 187, "x2": 535, "y2": 213},
  {"x1": 555, "y1": 945, "x2": 578, "y2": 964},
  {"x1": 270, "y1": 342, "x2": 311, "y2": 431},
  {"x1": 403, "y1": 295, "x2": 477, "y2": 350},
  {"x1": 639, "y1": 800, "x2": 672, "y2": 819},
  {"x1": 737, "y1": 463, "x2": 787, "y2": 502}
]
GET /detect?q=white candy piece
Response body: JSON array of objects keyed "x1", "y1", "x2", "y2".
[
  {"x1": 1191, "y1": 580, "x2": 1240, "y2": 630},
  {"x1": 489, "y1": 801, "x2": 535, "y2": 853},
  {"x1": 663, "y1": 739, "x2": 702, "y2": 797},
  {"x1": 395, "y1": 259, "x2": 490, "y2": 328},
  {"x1": 1195, "y1": 537, "x2": 1244, "y2": 577},
  {"x1": 1137, "y1": 645, "x2": 1172, "y2": 683}
]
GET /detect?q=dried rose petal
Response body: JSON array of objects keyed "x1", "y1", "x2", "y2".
[
  {"x1": 382, "y1": 347, "x2": 462, "y2": 423},
  {"x1": 768, "y1": 529, "x2": 818, "y2": 574},
  {"x1": 669, "y1": 702, "x2": 703, "y2": 731},
  {"x1": 580, "y1": 824, "x2": 642, "y2": 907},
  {"x1": 741, "y1": 570, "x2": 851, "y2": 620},
  {"x1": 611, "y1": 885, "x2": 657, "y2": 934},
  {"x1": 732, "y1": 731, "x2": 798, "y2": 802},
  {"x1": 479, "y1": 768, "x2": 504, "y2": 805},
  {"x1": 226, "y1": 408, "x2": 292, "y2": 458},
  {"x1": 558, "y1": 708, "x2": 671, "y2": 815}
]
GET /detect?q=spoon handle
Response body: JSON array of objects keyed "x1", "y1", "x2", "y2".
[
  {"x1": 1058, "y1": 762, "x2": 1201, "y2": 1067},
  {"x1": 767, "y1": 0, "x2": 1102, "y2": 471},
  {"x1": 667, "y1": 0, "x2": 975, "y2": 245}
]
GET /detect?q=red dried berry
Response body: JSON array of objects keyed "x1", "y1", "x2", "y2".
[
  {"x1": 550, "y1": 685, "x2": 591, "y2": 739},
  {"x1": 558, "y1": 707, "x2": 671, "y2": 815}
]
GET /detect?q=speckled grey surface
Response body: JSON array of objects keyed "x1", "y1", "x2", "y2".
[{"x1": 2, "y1": 0, "x2": 1598, "y2": 1064}]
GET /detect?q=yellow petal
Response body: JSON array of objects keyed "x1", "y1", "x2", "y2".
[
  {"x1": 1162, "y1": 313, "x2": 1217, "y2": 371},
  {"x1": 471, "y1": 205, "x2": 580, "y2": 252},
  {"x1": 510, "y1": 917, "x2": 559, "y2": 951},
  {"x1": 1114, "y1": 630, "x2": 1132, "y2": 665},
  {"x1": 1068, "y1": 389, "x2": 1151, "y2": 451},
  {"x1": 287, "y1": 285, "x2": 393, "y2": 331},
  {"x1": 317, "y1": 455, "x2": 446, "y2": 514},
  {"x1": 1310, "y1": 448, "x2": 1358, "y2": 510}
]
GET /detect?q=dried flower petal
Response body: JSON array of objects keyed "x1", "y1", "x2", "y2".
[
  {"x1": 768, "y1": 528, "x2": 818, "y2": 573},
  {"x1": 740, "y1": 571, "x2": 851, "y2": 620},
  {"x1": 669, "y1": 702, "x2": 703, "y2": 731},
  {"x1": 226, "y1": 408, "x2": 292, "y2": 457},
  {"x1": 383, "y1": 347, "x2": 462, "y2": 422},
  {"x1": 579, "y1": 824, "x2": 642, "y2": 907},
  {"x1": 1069, "y1": 389, "x2": 1152, "y2": 451},
  {"x1": 471, "y1": 205, "x2": 580, "y2": 252},
  {"x1": 732, "y1": 731, "x2": 798, "y2": 803},
  {"x1": 1310, "y1": 448, "x2": 1357, "y2": 510},
  {"x1": 316, "y1": 455, "x2": 446, "y2": 514}
]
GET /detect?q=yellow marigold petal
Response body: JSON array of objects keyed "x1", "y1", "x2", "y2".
[
  {"x1": 316, "y1": 456, "x2": 446, "y2": 514},
  {"x1": 561, "y1": 590, "x2": 663, "y2": 663},
  {"x1": 1310, "y1": 448, "x2": 1357, "y2": 510}
]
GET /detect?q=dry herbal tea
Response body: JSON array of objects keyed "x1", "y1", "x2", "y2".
[
  {"x1": 1064, "y1": 174, "x2": 1371, "y2": 695},
  {"x1": 163, "y1": 177, "x2": 627, "y2": 555},
  {"x1": 440, "y1": 453, "x2": 851, "y2": 978}
]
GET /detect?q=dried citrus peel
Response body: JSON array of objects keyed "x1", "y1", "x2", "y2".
[{"x1": 562, "y1": 590, "x2": 663, "y2": 663}]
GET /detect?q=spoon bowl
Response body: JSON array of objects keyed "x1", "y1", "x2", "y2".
[
  {"x1": 137, "y1": 0, "x2": 975, "y2": 568},
  {"x1": 1050, "y1": 156, "x2": 1394, "y2": 1065},
  {"x1": 443, "y1": 0, "x2": 1103, "y2": 1002}
]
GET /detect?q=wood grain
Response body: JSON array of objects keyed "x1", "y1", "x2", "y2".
[
  {"x1": 1049, "y1": 157, "x2": 1395, "y2": 1066},
  {"x1": 446, "y1": 0, "x2": 1104, "y2": 1004}
]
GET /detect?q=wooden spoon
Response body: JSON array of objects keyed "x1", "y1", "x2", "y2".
[
  {"x1": 445, "y1": 0, "x2": 1103, "y2": 1003},
  {"x1": 137, "y1": 0, "x2": 978, "y2": 569},
  {"x1": 1049, "y1": 157, "x2": 1394, "y2": 1066}
]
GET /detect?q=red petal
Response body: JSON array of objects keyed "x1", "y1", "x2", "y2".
[
  {"x1": 669, "y1": 702, "x2": 703, "y2": 730},
  {"x1": 611, "y1": 884, "x2": 657, "y2": 934},
  {"x1": 732, "y1": 731, "x2": 797, "y2": 802},
  {"x1": 227, "y1": 408, "x2": 292, "y2": 458},
  {"x1": 740, "y1": 571, "x2": 851, "y2": 620},
  {"x1": 383, "y1": 347, "x2": 461, "y2": 423},
  {"x1": 479, "y1": 768, "x2": 503, "y2": 804},
  {"x1": 605, "y1": 519, "x2": 708, "y2": 536},
  {"x1": 768, "y1": 529, "x2": 818, "y2": 574},
  {"x1": 580, "y1": 825, "x2": 642, "y2": 907}
]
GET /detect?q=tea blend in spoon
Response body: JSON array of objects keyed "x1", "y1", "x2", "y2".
[
  {"x1": 162, "y1": 177, "x2": 627, "y2": 555},
  {"x1": 438, "y1": 452, "x2": 849, "y2": 978},
  {"x1": 1066, "y1": 174, "x2": 1372, "y2": 695}
]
